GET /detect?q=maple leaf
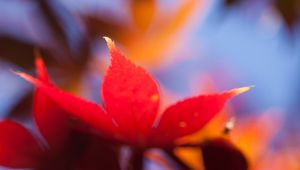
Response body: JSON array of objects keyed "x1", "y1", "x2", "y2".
[
  {"x1": 0, "y1": 58, "x2": 119, "y2": 169},
  {"x1": 16, "y1": 37, "x2": 251, "y2": 148}
]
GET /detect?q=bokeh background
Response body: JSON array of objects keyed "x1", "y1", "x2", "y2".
[{"x1": 1, "y1": 0, "x2": 300, "y2": 169}]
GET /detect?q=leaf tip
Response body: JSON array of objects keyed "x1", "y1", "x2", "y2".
[
  {"x1": 103, "y1": 36, "x2": 115, "y2": 51},
  {"x1": 35, "y1": 57, "x2": 45, "y2": 71},
  {"x1": 34, "y1": 55, "x2": 48, "y2": 81},
  {"x1": 11, "y1": 69, "x2": 24, "y2": 77},
  {"x1": 13, "y1": 70, "x2": 37, "y2": 84},
  {"x1": 230, "y1": 85, "x2": 253, "y2": 96}
]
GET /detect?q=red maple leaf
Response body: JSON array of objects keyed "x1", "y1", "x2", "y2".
[
  {"x1": 16, "y1": 37, "x2": 250, "y2": 148},
  {"x1": 0, "y1": 58, "x2": 119, "y2": 169}
]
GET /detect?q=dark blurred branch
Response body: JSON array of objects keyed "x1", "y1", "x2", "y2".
[
  {"x1": 127, "y1": 149, "x2": 144, "y2": 170},
  {"x1": 0, "y1": 36, "x2": 36, "y2": 68},
  {"x1": 224, "y1": 0, "x2": 243, "y2": 6},
  {"x1": 222, "y1": 0, "x2": 300, "y2": 33},
  {"x1": 84, "y1": 15, "x2": 130, "y2": 44},
  {"x1": 35, "y1": 0, "x2": 90, "y2": 66},
  {"x1": 35, "y1": 0, "x2": 70, "y2": 56},
  {"x1": 275, "y1": 0, "x2": 300, "y2": 31}
]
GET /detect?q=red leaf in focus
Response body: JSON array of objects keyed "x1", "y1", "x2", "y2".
[
  {"x1": 17, "y1": 37, "x2": 250, "y2": 149},
  {"x1": 102, "y1": 37, "x2": 160, "y2": 144},
  {"x1": 154, "y1": 87, "x2": 251, "y2": 146},
  {"x1": 0, "y1": 120, "x2": 43, "y2": 168}
]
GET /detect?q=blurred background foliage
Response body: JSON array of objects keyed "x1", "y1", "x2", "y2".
[
  {"x1": 1, "y1": 0, "x2": 300, "y2": 169},
  {"x1": 223, "y1": 0, "x2": 300, "y2": 32}
]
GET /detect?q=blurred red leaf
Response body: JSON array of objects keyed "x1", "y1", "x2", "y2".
[
  {"x1": 0, "y1": 58, "x2": 120, "y2": 169},
  {"x1": 33, "y1": 57, "x2": 74, "y2": 151},
  {"x1": 0, "y1": 120, "x2": 43, "y2": 168}
]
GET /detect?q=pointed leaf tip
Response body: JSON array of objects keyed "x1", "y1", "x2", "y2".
[
  {"x1": 34, "y1": 57, "x2": 49, "y2": 81},
  {"x1": 35, "y1": 57, "x2": 43, "y2": 67},
  {"x1": 103, "y1": 36, "x2": 115, "y2": 50},
  {"x1": 33, "y1": 49, "x2": 46, "y2": 77},
  {"x1": 14, "y1": 71, "x2": 36, "y2": 84},
  {"x1": 230, "y1": 86, "x2": 253, "y2": 97}
]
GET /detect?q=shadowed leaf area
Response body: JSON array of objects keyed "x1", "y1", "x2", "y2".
[
  {"x1": 36, "y1": 130, "x2": 120, "y2": 170},
  {"x1": 201, "y1": 138, "x2": 248, "y2": 170}
]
